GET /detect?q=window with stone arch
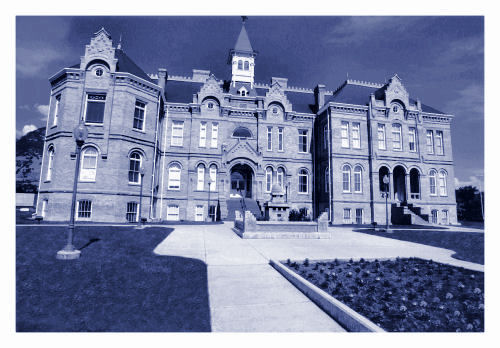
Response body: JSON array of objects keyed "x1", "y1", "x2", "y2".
[
  {"x1": 128, "y1": 151, "x2": 142, "y2": 184},
  {"x1": 438, "y1": 170, "x2": 447, "y2": 196},
  {"x1": 277, "y1": 167, "x2": 285, "y2": 189},
  {"x1": 298, "y1": 169, "x2": 308, "y2": 194},
  {"x1": 429, "y1": 169, "x2": 437, "y2": 196},
  {"x1": 342, "y1": 165, "x2": 351, "y2": 193},
  {"x1": 354, "y1": 165, "x2": 362, "y2": 193},
  {"x1": 80, "y1": 146, "x2": 98, "y2": 182},
  {"x1": 46, "y1": 145, "x2": 55, "y2": 181},
  {"x1": 265, "y1": 167, "x2": 273, "y2": 192},
  {"x1": 244, "y1": 61, "x2": 249, "y2": 70},
  {"x1": 168, "y1": 163, "x2": 181, "y2": 190},
  {"x1": 238, "y1": 60, "x2": 243, "y2": 70},
  {"x1": 197, "y1": 164, "x2": 205, "y2": 191}
]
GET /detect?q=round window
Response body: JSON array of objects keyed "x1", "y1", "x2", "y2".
[
  {"x1": 208, "y1": 102, "x2": 214, "y2": 109},
  {"x1": 272, "y1": 107, "x2": 278, "y2": 114},
  {"x1": 392, "y1": 105, "x2": 399, "y2": 113},
  {"x1": 95, "y1": 68, "x2": 103, "y2": 77}
]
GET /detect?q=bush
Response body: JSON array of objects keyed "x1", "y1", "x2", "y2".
[{"x1": 288, "y1": 208, "x2": 312, "y2": 221}]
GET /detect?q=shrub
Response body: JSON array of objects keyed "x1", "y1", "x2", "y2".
[
  {"x1": 288, "y1": 208, "x2": 311, "y2": 221},
  {"x1": 303, "y1": 258, "x2": 310, "y2": 267}
]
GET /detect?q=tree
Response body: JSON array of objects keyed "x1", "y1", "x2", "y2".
[{"x1": 455, "y1": 186, "x2": 484, "y2": 222}]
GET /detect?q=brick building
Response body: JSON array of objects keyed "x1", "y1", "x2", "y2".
[{"x1": 36, "y1": 23, "x2": 458, "y2": 225}]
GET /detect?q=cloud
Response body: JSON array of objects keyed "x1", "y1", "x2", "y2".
[
  {"x1": 17, "y1": 46, "x2": 68, "y2": 77},
  {"x1": 35, "y1": 104, "x2": 50, "y2": 121},
  {"x1": 16, "y1": 124, "x2": 38, "y2": 139},
  {"x1": 444, "y1": 83, "x2": 483, "y2": 123}
]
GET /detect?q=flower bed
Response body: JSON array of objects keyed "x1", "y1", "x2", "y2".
[{"x1": 285, "y1": 257, "x2": 484, "y2": 332}]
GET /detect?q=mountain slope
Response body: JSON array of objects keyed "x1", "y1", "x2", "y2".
[{"x1": 16, "y1": 127, "x2": 45, "y2": 193}]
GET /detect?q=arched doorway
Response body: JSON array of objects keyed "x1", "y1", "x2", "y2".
[
  {"x1": 409, "y1": 168, "x2": 420, "y2": 199},
  {"x1": 393, "y1": 165, "x2": 407, "y2": 202},
  {"x1": 230, "y1": 163, "x2": 254, "y2": 198}
]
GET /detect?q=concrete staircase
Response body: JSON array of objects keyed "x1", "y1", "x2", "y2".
[
  {"x1": 225, "y1": 198, "x2": 262, "y2": 220},
  {"x1": 391, "y1": 202, "x2": 431, "y2": 226}
]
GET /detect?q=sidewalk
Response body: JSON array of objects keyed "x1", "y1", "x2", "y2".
[{"x1": 153, "y1": 223, "x2": 345, "y2": 332}]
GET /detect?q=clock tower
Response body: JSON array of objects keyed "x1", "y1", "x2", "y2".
[{"x1": 228, "y1": 17, "x2": 257, "y2": 88}]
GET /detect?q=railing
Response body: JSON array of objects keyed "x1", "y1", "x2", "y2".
[{"x1": 239, "y1": 189, "x2": 247, "y2": 212}]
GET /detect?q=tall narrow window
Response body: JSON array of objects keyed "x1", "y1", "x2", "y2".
[
  {"x1": 298, "y1": 169, "x2": 308, "y2": 193},
  {"x1": 211, "y1": 123, "x2": 218, "y2": 148},
  {"x1": 77, "y1": 200, "x2": 92, "y2": 219},
  {"x1": 277, "y1": 168, "x2": 284, "y2": 189},
  {"x1": 199, "y1": 121, "x2": 207, "y2": 147},
  {"x1": 436, "y1": 130, "x2": 444, "y2": 155},
  {"x1": 267, "y1": 126, "x2": 273, "y2": 151},
  {"x1": 210, "y1": 165, "x2": 217, "y2": 191},
  {"x1": 266, "y1": 167, "x2": 273, "y2": 192},
  {"x1": 377, "y1": 124, "x2": 386, "y2": 150},
  {"x1": 133, "y1": 101, "x2": 146, "y2": 130},
  {"x1": 278, "y1": 127, "x2": 284, "y2": 151},
  {"x1": 128, "y1": 152, "x2": 142, "y2": 184},
  {"x1": 355, "y1": 208, "x2": 363, "y2": 224},
  {"x1": 439, "y1": 170, "x2": 447, "y2": 196},
  {"x1": 41, "y1": 199, "x2": 48, "y2": 218},
  {"x1": 197, "y1": 164, "x2": 205, "y2": 191},
  {"x1": 354, "y1": 166, "x2": 362, "y2": 193},
  {"x1": 409, "y1": 127, "x2": 417, "y2": 152},
  {"x1": 46, "y1": 146, "x2": 54, "y2": 181},
  {"x1": 85, "y1": 94, "x2": 106, "y2": 124},
  {"x1": 80, "y1": 147, "x2": 98, "y2": 181},
  {"x1": 126, "y1": 202, "x2": 138, "y2": 222},
  {"x1": 342, "y1": 165, "x2": 351, "y2": 192},
  {"x1": 323, "y1": 124, "x2": 328, "y2": 150},
  {"x1": 343, "y1": 208, "x2": 351, "y2": 224},
  {"x1": 341, "y1": 121, "x2": 349, "y2": 148},
  {"x1": 426, "y1": 130, "x2": 434, "y2": 154},
  {"x1": 171, "y1": 121, "x2": 184, "y2": 146},
  {"x1": 53, "y1": 95, "x2": 61, "y2": 126},
  {"x1": 195, "y1": 205, "x2": 204, "y2": 222},
  {"x1": 244, "y1": 61, "x2": 249, "y2": 70},
  {"x1": 392, "y1": 124, "x2": 402, "y2": 150},
  {"x1": 238, "y1": 60, "x2": 243, "y2": 69},
  {"x1": 431, "y1": 209, "x2": 438, "y2": 224},
  {"x1": 168, "y1": 164, "x2": 181, "y2": 190},
  {"x1": 352, "y1": 122, "x2": 361, "y2": 149},
  {"x1": 429, "y1": 170, "x2": 437, "y2": 196},
  {"x1": 442, "y1": 210, "x2": 449, "y2": 225},
  {"x1": 298, "y1": 130, "x2": 308, "y2": 153}
]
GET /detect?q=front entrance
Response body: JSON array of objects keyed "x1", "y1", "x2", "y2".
[
  {"x1": 393, "y1": 165, "x2": 407, "y2": 203},
  {"x1": 230, "y1": 163, "x2": 253, "y2": 198}
]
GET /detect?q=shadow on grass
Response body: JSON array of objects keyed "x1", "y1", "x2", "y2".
[
  {"x1": 353, "y1": 228, "x2": 484, "y2": 265},
  {"x1": 16, "y1": 225, "x2": 211, "y2": 332}
]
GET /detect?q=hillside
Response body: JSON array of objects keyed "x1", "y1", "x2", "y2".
[{"x1": 16, "y1": 127, "x2": 45, "y2": 193}]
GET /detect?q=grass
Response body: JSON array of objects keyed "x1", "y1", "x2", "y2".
[
  {"x1": 16, "y1": 225, "x2": 211, "y2": 332},
  {"x1": 286, "y1": 258, "x2": 484, "y2": 332},
  {"x1": 354, "y1": 229, "x2": 484, "y2": 265}
]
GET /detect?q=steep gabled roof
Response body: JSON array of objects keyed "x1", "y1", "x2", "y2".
[
  {"x1": 234, "y1": 24, "x2": 253, "y2": 53},
  {"x1": 285, "y1": 91, "x2": 316, "y2": 114},
  {"x1": 114, "y1": 49, "x2": 152, "y2": 82},
  {"x1": 165, "y1": 80, "x2": 204, "y2": 103}
]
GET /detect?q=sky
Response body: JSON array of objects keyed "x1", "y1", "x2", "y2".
[{"x1": 15, "y1": 16, "x2": 484, "y2": 189}]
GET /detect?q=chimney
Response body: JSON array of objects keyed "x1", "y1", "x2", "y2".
[
  {"x1": 416, "y1": 98, "x2": 422, "y2": 111},
  {"x1": 158, "y1": 68, "x2": 167, "y2": 90},
  {"x1": 314, "y1": 84, "x2": 326, "y2": 111}
]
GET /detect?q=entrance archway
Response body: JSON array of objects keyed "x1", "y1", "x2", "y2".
[
  {"x1": 230, "y1": 163, "x2": 254, "y2": 198},
  {"x1": 393, "y1": 165, "x2": 407, "y2": 202}
]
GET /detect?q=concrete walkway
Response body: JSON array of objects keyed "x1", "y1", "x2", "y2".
[{"x1": 153, "y1": 222, "x2": 483, "y2": 332}]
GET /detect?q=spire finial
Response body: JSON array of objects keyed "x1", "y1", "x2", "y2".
[
  {"x1": 117, "y1": 34, "x2": 122, "y2": 50},
  {"x1": 241, "y1": 16, "x2": 248, "y2": 24}
]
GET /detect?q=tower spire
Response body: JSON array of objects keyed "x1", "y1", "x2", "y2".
[
  {"x1": 117, "y1": 34, "x2": 122, "y2": 50},
  {"x1": 228, "y1": 17, "x2": 257, "y2": 88}
]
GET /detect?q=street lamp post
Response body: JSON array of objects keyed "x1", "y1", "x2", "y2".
[
  {"x1": 56, "y1": 122, "x2": 88, "y2": 260},
  {"x1": 207, "y1": 181, "x2": 212, "y2": 222},
  {"x1": 137, "y1": 166, "x2": 145, "y2": 228},
  {"x1": 383, "y1": 174, "x2": 390, "y2": 232}
]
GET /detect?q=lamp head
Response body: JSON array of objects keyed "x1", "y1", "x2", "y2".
[{"x1": 73, "y1": 123, "x2": 88, "y2": 143}]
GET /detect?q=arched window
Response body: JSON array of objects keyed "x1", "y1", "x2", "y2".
[
  {"x1": 342, "y1": 165, "x2": 351, "y2": 193},
  {"x1": 210, "y1": 165, "x2": 217, "y2": 191},
  {"x1": 265, "y1": 167, "x2": 273, "y2": 192},
  {"x1": 277, "y1": 167, "x2": 285, "y2": 189},
  {"x1": 354, "y1": 166, "x2": 362, "y2": 193},
  {"x1": 299, "y1": 169, "x2": 308, "y2": 193},
  {"x1": 379, "y1": 166, "x2": 390, "y2": 193},
  {"x1": 168, "y1": 163, "x2": 181, "y2": 190},
  {"x1": 232, "y1": 127, "x2": 252, "y2": 139},
  {"x1": 46, "y1": 146, "x2": 54, "y2": 181},
  {"x1": 439, "y1": 170, "x2": 447, "y2": 196},
  {"x1": 238, "y1": 60, "x2": 243, "y2": 70},
  {"x1": 429, "y1": 170, "x2": 437, "y2": 196},
  {"x1": 244, "y1": 61, "x2": 249, "y2": 70},
  {"x1": 128, "y1": 152, "x2": 142, "y2": 183},
  {"x1": 197, "y1": 164, "x2": 205, "y2": 191},
  {"x1": 80, "y1": 146, "x2": 98, "y2": 181}
]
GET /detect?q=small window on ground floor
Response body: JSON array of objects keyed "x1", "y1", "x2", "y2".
[
  {"x1": 441, "y1": 209, "x2": 449, "y2": 225},
  {"x1": 77, "y1": 200, "x2": 92, "y2": 219},
  {"x1": 343, "y1": 208, "x2": 351, "y2": 224},
  {"x1": 355, "y1": 208, "x2": 363, "y2": 225},
  {"x1": 209, "y1": 205, "x2": 216, "y2": 222},
  {"x1": 167, "y1": 205, "x2": 179, "y2": 221},
  {"x1": 195, "y1": 205, "x2": 204, "y2": 222},
  {"x1": 126, "y1": 202, "x2": 138, "y2": 222},
  {"x1": 431, "y1": 209, "x2": 438, "y2": 224},
  {"x1": 41, "y1": 199, "x2": 48, "y2": 218}
]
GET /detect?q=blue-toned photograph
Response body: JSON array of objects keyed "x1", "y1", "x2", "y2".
[{"x1": 16, "y1": 15, "x2": 484, "y2": 333}]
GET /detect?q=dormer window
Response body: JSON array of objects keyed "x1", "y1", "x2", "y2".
[
  {"x1": 238, "y1": 87, "x2": 248, "y2": 97},
  {"x1": 241, "y1": 90, "x2": 246, "y2": 96}
]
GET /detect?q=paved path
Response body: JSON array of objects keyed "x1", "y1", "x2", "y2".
[
  {"x1": 153, "y1": 223, "x2": 345, "y2": 332},
  {"x1": 153, "y1": 222, "x2": 483, "y2": 332}
]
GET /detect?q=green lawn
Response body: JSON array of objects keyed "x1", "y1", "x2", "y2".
[
  {"x1": 16, "y1": 225, "x2": 211, "y2": 332},
  {"x1": 354, "y1": 229, "x2": 484, "y2": 265}
]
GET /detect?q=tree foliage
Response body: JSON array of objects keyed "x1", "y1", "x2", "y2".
[{"x1": 456, "y1": 186, "x2": 484, "y2": 222}]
